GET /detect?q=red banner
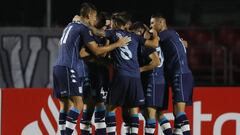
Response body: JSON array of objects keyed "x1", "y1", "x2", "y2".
[{"x1": 1, "y1": 87, "x2": 240, "y2": 135}]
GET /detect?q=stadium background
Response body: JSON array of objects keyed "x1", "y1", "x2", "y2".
[{"x1": 0, "y1": 0, "x2": 240, "y2": 134}]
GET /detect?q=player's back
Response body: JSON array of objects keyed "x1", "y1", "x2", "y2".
[
  {"x1": 107, "y1": 29, "x2": 142, "y2": 78},
  {"x1": 159, "y1": 29, "x2": 191, "y2": 74},
  {"x1": 55, "y1": 22, "x2": 91, "y2": 72}
]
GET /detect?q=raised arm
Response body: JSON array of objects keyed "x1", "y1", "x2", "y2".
[
  {"x1": 144, "y1": 29, "x2": 159, "y2": 48},
  {"x1": 72, "y1": 15, "x2": 106, "y2": 37}
]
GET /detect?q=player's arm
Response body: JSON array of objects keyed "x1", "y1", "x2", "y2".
[
  {"x1": 79, "y1": 47, "x2": 90, "y2": 58},
  {"x1": 72, "y1": 15, "x2": 106, "y2": 37},
  {"x1": 72, "y1": 15, "x2": 81, "y2": 22},
  {"x1": 88, "y1": 25, "x2": 106, "y2": 37},
  {"x1": 144, "y1": 29, "x2": 159, "y2": 48},
  {"x1": 140, "y1": 52, "x2": 160, "y2": 72},
  {"x1": 87, "y1": 36, "x2": 131, "y2": 56},
  {"x1": 99, "y1": 39, "x2": 110, "y2": 57}
]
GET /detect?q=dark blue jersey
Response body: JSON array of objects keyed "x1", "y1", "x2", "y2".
[
  {"x1": 159, "y1": 29, "x2": 191, "y2": 75},
  {"x1": 106, "y1": 29, "x2": 145, "y2": 78},
  {"x1": 86, "y1": 35, "x2": 109, "y2": 88},
  {"x1": 139, "y1": 44, "x2": 165, "y2": 84},
  {"x1": 55, "y1": 22, "x2": 94, "y2": 77},
  {"x1": 138, "y1": 44, "x2": 156, "y2": 73}
]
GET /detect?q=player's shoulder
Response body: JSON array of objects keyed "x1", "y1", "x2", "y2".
[
  {"x1": 159, "y1": 29, "x2": 177, "y2": 40},
  {"x1": 70, "y1": 22, "x2": 90, "y2": 31}
]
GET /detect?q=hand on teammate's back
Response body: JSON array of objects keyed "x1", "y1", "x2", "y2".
[
  {"x1": 181, "y1": 38, "x2": 188, "y2": 48},
  {"x1": 72, "y1": 15, "x2": 81, "y2": 22},
  {"x1": 117, "y1": 36, "x2": 132, "y2": 47}
]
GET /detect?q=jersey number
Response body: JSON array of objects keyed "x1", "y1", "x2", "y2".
[
  {"x1": 116, "y1": 32, "x2": 132, "y2": 60},
  {"x1": 156, "y1": 47, "x2": 164, "y2": 67},
  {"x1": 60, "y1": 26, "x2": 73, "y2": 45},
  {"x1": 120, "y1": 46, "x2": 132, "y2": 60}
]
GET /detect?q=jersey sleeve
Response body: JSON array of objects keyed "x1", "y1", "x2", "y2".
[
  {"x1": 81, "y1": 26, "x2": 95, "y2": 45},
  {"x1": 105, "y1": 30, "x2": 118, "y2": 43}
]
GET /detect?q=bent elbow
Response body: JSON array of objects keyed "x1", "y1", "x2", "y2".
[
  {"x1": 153, "y1": 41, "x2": 159, "y2": 48},
  {"x1": 155, "y1": 62, "x2": 160, "y2": 67},
  {"x1": 154, "y1": 59, "x2": 161, "y2": 67}
]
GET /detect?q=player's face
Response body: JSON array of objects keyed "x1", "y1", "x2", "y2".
[
  {"x1": 150, "y1": 18, "x2": 162, "y2": 32},
  {"x1": 134, "y1": 28, "x2": 145, "y2": 36},
  {"x1": 125, "y1": 21, "x2": 132, "y2": 31},
  {"x1": 88, "y1": 10, "x2": 97, "y2": 26}
]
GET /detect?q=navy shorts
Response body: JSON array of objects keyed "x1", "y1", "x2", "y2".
[
  {"x1": 142, "y1": 74, "x2": 168, "y2": 109},
  {"x1": 83, "y1": 63, "x2": 109, "y2": 103},
  {"x1": 82, "y1": 77, "x2": 108, "y2": 103},
  {"x1": 170, "y1": 73, "x2": 194, "y2": 105},
  {"x1": 53, "y1": 66, "x2": 83, "y2": 98},
  {"x1": 107, "y1": 74, "x2": 145, "y2": 108}
]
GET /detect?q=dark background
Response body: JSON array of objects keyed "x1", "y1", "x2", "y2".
[{"x1": 1, "y1": 0, "x2": 240, "y2": 27}]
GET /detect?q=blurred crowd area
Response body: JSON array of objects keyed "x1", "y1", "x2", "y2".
[{"x1": 177, "y1": 27, "x2": 240, "y2": 85}]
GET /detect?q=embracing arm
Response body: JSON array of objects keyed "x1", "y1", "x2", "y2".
[
  {"x1": 140, "y1": 52, "x2": 160, "y2": 72},
  {"x1": 86, "y1": 36, "x2": 131, "y2": 56}
]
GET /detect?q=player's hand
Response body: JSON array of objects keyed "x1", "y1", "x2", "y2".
[
  {"x1": 181, "y1": 38, "x2": 188, "y2": 48},
  {"x1": 150, "y1": 29, "x2": 158, "y2": 38},
  {"x1": 143, "y1": 24, "x2": 150, "y2": 31},
  {"x1": 72, "y1": 15, "x2": 81, "y2": 22},
  {"x1": 117, "y1": 36, "x2": 132, "y2": 47},
  {"x1": 144, "y1": 31, "x2": 151, "y2": 39}
]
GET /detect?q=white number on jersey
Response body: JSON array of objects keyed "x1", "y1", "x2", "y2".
[
  {"x1": 156, "y1": 47, "x2": 164, "y2": 67},
  {"x1": 120, "y1": 46, "x2": 132, "y2": 60},
  {"x1": 116, "y1": 32, "x2": 132, "y2": 60},
  {"x1": 59, "y1": 25, "x2": 73, "y2": 45}
]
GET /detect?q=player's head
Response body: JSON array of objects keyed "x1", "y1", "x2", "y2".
[
  {"x1": 111, "y1": 12, "x2": 131, "y2": 30},
  {"x1": 150, "y1": 13, "x2": 167, "y2": 32},
  {"x1": 102, "y1": 12, "x2": 112, "y2": 29},
  {"x1": 123, "y1": 12, "x2": 132, "y2": 31},
  {"x1": 80, "y1": 2, "x2": 97, "y2": 26},
  {"x1": 130, "y1": 21, "x2": 146, "y2": 36},
  {"x1": 95, "y1": 12, "x2": 110, "y2": 30}
]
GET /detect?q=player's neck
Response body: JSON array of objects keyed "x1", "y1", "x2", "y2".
[
  {"x1": 160, "y1": 26, "x2": 167, "y2": 32},
  {"x1": 79, "y1": 16, "x2": 89, "y2": 26}
]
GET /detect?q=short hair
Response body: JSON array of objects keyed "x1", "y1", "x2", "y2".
[
  {"x1": 111, "y1": 12, "x2": 131, "y2": 27},
  {"x1": 130, "y1": 21, "x2": 145, "y2": 31},
  {"x1": 80, "y1": 2, "x2": 97, "y2": 17},
  {"x1": 151, "y1": 13, "x2": 165, "y2": 19},
  {"x1": 95, "y1": 12, "x2": 108, "y2": 29}
]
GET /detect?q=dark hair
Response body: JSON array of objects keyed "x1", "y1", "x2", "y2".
[
  {"x1": 130, "y1": 21, "x2": 145, "y2": 31},
  {"x1": 151, "y1": 13, "x2": 165, "y2": 19},
  {"x1": 111, "y1": 12, "x2": 131, "y2": 27},
  {"x1": 80, "y1": 2, "x2": 97, "y2": 17},
  {"x1": 95, "y1": 12, "x2": 108, "y2": 29}
]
